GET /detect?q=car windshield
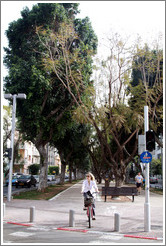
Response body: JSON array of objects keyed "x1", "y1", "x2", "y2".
[
  {"x1": 19, "y1": 175, "x2": 31, "y2": 179},
  {"x1": 13, "y1": 176, "x2": 18, "y2": 179}
]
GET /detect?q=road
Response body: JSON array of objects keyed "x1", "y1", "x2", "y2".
[
  {"x1": 3, "y1": 223, "x2": 161, "y2": 244},
  {"x1": 3, "y1": 177, "x2": 62, "y2": 197}
]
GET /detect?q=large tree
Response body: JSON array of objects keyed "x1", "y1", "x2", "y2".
[
  {"x1": 41, "y1": 29, "x2": 163, "y2": 187},
  {"x1": 3, "y1": 3, "x2": 97, "y2": 191}
]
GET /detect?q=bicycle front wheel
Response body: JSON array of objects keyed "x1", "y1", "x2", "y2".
[{"x1": 88, "y1": 206, "x2": 92, "y2": 228}]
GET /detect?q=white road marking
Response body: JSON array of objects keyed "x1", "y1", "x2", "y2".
[
  {"x1": 27, "y1": 226, "x2": 50, "y2": 232},
  {"x1": 100, "y1": 234, "x2": 122, "y2": 240},
  {"x1": 10, "y1": 231, "x2": 35, "y2": 237}
]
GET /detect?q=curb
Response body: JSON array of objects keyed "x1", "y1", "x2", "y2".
[
  {"x1": 55, "y1": 227, "x2": 163, "y2": 241},
  {"x1": 124, "y1": 234, "x2": 162, "y2": 241},
  {"x1": 7, "y1": 222, "x2": 33, "y2": 227},
  {"x1": 4, "y1": 222, "x2": 163, "y2": 241}
]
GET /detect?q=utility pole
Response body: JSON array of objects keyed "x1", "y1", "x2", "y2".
[
  {"x1": 4, "y1": 94, "x2": 26, "y2": 202},
  {"x1": 144, "y1": 106, "x2": 151, "y2": 231}
]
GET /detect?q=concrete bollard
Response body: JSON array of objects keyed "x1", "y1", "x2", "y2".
[
  {"x1": 3, "y1": 203, "x2": 5, "y2": 217},
  {"x1": 69, "y1": 210, "x2": 75, "y2": 227},
  {"x1": 114, "y1": 213, "x2": 120, "y2": 232},
  {"x1": 30, "y1": 206, "x2": 35, "y2": 223}
]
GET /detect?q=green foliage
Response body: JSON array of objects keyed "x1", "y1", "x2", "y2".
[
  {"x1": 3, "y1": 3, "x2": 97, "y2": 186},
  {"x1": 129, "y1": 44, "x2": 163, "y2": 136},
  {"x1": 4, "y1": 2, "x2": 97, "y2": 143},
  {"x1": 28, "y1": 164, "x2": 40, "y2": 175},
  {"x1": 150, "y1": 158, "x2": 162, "y2": 176},
  {"x1": 48, "y1": 166, "x2": 59, "y2": 175}
]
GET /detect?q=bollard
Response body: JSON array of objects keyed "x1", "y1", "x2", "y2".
[
  {"x1": 3, "y1": 203, "x2": 5, "y2": 217},
  {"x1": 69, "y1": 210, "x2": 75, "y2": 227},
  {"x1": 30, "y1": 206, "x2": 35, "y2": 223},
  {"x1": 114, "y1": 213, "x2": 120, "y2": 232}
]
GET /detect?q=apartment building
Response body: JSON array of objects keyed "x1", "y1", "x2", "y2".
[{"x1": 13, "y1": 134, "x2": 61, "y2": 174}]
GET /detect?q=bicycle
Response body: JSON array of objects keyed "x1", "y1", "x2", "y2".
[{"x1": 84, "y1": 191, "x2": 97, "y2": 228}]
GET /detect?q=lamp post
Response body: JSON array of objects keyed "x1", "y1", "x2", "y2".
[{"x1": 4, "y1": 94, "x2": 26, "y2": 202}]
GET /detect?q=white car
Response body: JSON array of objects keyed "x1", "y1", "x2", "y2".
[
  {"x1": 33, "y1": 175, "x2": 39, "y2": 183},
  {"x1": 47, "y1": 175, "x2": 53, "y2": 181}
]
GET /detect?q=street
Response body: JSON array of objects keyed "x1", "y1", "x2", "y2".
[
  {"x1": 3, "y1": 178, "x2": 61, "y2": 198},
  {"x1": 3, "y1": 223, "x2": 161, "y2": 244},
  {"x1": 3, "y1": 180, "x2": 163, "y2": 244}
]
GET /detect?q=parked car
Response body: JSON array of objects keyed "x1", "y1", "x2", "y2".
[
  {"x1": 5, "y1": 175, "x2": 18, "y2": 186},
  {"x1": 65, "y1": 174, "x2": 69, "y2": 179},
  {"x1": 143, "y1": 177, "x2": 158, "y2": 184},
  {"x1": 16, "y1": 175, "x2": 37, "y2": 188},
  {"x1": 51, "y1": 175, "x2": 56, "y2": 181},
  {"x1": 12, "y1": 172, "x2": 23, "y2": 178},
  {"x1": 150, "y1": 177, "x2": 158, "y2": 184},
  {"x1": 47, "y1": 175, "x2": 53, "y2": 181},
  {"x1": 33, "y1": 175, "x2": 39, "y2": 183}
]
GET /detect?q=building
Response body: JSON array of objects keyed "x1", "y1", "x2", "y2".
[{"x1": 13, "y1": 133, "x2": 61, "y2": 174}]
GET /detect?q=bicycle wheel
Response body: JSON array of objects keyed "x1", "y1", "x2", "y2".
[{"x1": 88, "y1": 206, "x2": 93, "y2": 228}]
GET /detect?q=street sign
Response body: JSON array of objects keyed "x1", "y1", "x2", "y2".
[{"x1": 140, "y1": 151, "x2": 152, "y2": 163}]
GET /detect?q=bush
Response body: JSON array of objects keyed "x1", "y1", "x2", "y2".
[
  {"x1": 28, "y1": 164, "x2": 40, "y2": 175},
  {"x1": 48, "y1": 166, "x2": 59, "y2": 175}
]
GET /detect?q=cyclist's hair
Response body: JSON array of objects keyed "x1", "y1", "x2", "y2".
[{"x1": 86, "y1": 172, "x2": 95, "y2": 181}]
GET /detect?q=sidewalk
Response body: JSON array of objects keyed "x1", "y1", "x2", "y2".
[{"x1": 3, "y1": 180, "x2": 163, "y2": 240}]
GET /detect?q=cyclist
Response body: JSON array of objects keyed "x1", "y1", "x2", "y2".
[{"x1": 81, "y1": 172, "x2": 99, "y2": 220}]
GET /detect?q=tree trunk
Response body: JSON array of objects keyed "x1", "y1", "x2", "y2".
[
  {"x1": 37, "y1": 144, "x2": 48, "y2": 192},
  {"x1": 115, "y1": 177, "x2": 124, "y2": 188},
  {"x1": 60, "y1": 162, "x2": 66, "y2": 185},
  {"x1": 73, "y1": 169, "x2": 77, "y2": 180},
  {"x1": 69, "y1": 165, "x2": 72, "y2": 183}
]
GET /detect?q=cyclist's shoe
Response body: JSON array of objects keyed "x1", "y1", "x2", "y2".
[{"x1": 92, "y1": 217, "x2": 96, "y2": 220}]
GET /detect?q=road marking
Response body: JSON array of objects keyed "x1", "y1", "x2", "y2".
[
  {"x1": 100, "y1": 234, "x2": 122, "y2": 240},
  {"x1": 10, "y1": 231, "x2": 35, "y2": 237},
  {"x1": 27, "y1": 226, "x2": 50, "y2": 232}
]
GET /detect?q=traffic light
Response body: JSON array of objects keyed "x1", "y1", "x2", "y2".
[
  {"x1": 4, "y1": 148, "x2": 12, "y2": 160},
  {"x1": 146, "y1": 130, "x2": 155, "y2": 152}
]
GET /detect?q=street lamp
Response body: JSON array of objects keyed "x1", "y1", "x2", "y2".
[{"x1": 4, "y1": 93, "x2": 26, "y2": 202}]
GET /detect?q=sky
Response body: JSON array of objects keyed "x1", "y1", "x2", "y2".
[{"x1": 1, "y1": 1, "x2": 165, "y2": 105}]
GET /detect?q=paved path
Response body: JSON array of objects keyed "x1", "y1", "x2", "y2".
[{"x1": 3, "y1": 180, "x2": 164, "y2": 243}]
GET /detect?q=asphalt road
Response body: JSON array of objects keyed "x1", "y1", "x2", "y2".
[
  {"x1": 3, "y1": 223, "x2": 160, "y2": 244},
  {"x1": 3, "y1": 178, "x2": 61, "y2": 197}
]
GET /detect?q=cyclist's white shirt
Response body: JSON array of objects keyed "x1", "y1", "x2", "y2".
[{"x1": 81, "y1": 180, "x2": 98, "y2": 193}]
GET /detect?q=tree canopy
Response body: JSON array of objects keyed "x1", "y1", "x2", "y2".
[{"x1": 4, "y1": 3, "x2": 98, "y2": 190}]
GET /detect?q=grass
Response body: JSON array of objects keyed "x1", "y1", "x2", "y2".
[
  {"x1": 125, "y1": 183, "x2": 163, "y2": 195},
  {"x1": 145, "y1": 187, "x2": 163, "y2": 195},
  {"x1": 13, "y1": 180, "x2": 80, "y2": 200}
]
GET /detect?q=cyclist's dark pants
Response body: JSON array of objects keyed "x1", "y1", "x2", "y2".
[{"x1": 83, "y1": 191, "x2": 96, "y2": 216}]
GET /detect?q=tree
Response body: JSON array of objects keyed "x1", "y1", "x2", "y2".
[
  {"x1": 4, "y1": 3, "x2": 97, "y2": 191},
  {"x1": 150, "y1": 158, "x2": 162, "y2": 176},
  {"x1": 3, "y1": 105, "x2": 11, "y2": 174},
  {"x1": 48, "y1": 166, "x2": 59, "y2": 175},
  {"x1": 51, "y1": 123, "x2": 91, "y2": 184},
  {"x1": 129, "y1": 44, "x2": 163, "y2": 138},
  {"x1": 28, "y1": 164, "x2": 40, "y2": 175},
  {"x1": 41, "y1": 29, "x2": 143, "y2": 186}
]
